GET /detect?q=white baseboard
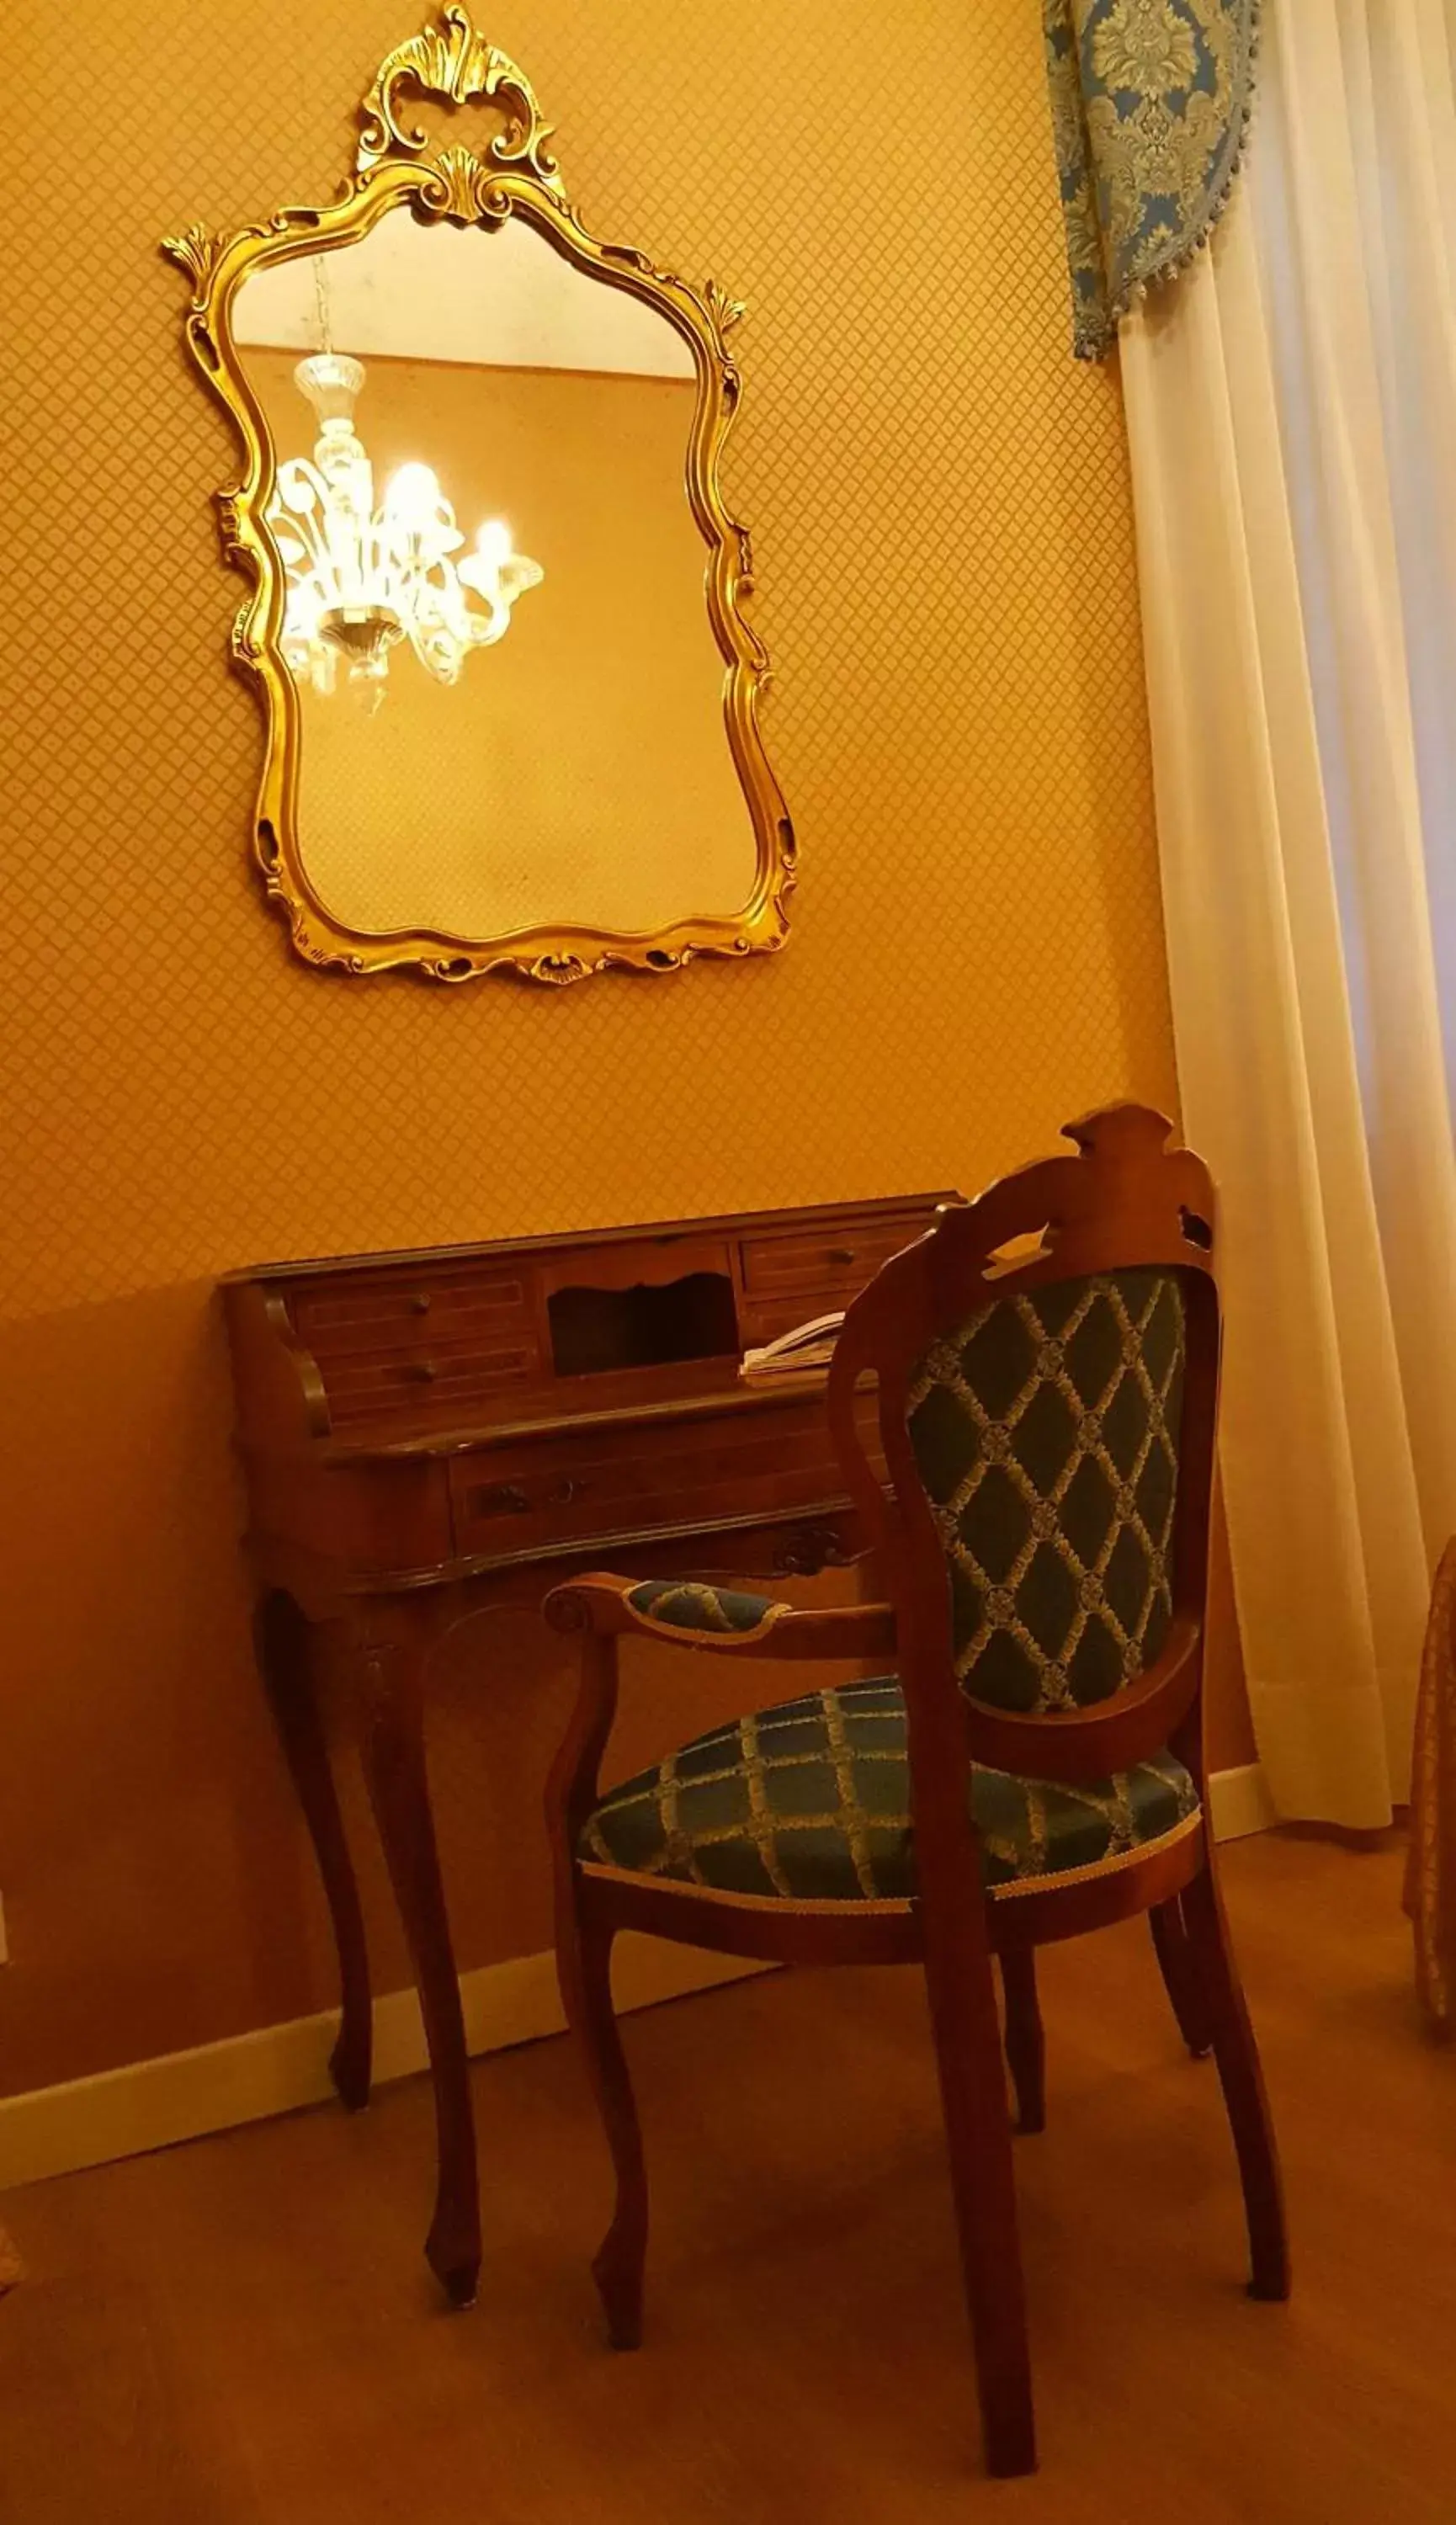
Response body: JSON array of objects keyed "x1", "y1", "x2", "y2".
[
  {"x1": 0, "y1": 1762, "x2": 1273, "y2": 2194},
  {"x1": 1208, "y1": 1759, "x2": 1278, "y2": 1842},
  {"x1": 0, "y1": 1936, "x2": 765, "y2": 2195}
]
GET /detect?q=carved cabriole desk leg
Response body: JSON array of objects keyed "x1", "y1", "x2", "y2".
[
  {"x1": 352, "y1": 1598, "x2": 481, "y2": 2310},
  {"x1": 253, "y1": 1590, "x2": 373, "y2": 2110}
]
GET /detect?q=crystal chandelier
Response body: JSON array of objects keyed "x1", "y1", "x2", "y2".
[{"x1": 264, "y1": 316, "x2": 542, "y2": 714}]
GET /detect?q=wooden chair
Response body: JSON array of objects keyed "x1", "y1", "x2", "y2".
[{"x1": 544, "y1": 1106, "x2": 1288, "y2": 2476}]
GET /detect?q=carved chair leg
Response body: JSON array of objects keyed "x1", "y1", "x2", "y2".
[
  {"x1": 1179, "y1": 1860, "x2": 1289, "y2": 2302},
  {"x1": 1150, "y1": 1896, "x2": 1214, "y2": 2059},
  {"x1": 923, "y1": 1927, "x2": 1037, "y2": 2477},
  {"x1": 555, "y1": 1891, "x2": 647, "y2": 2349},
  {"x1": 998, "y1": 1946, "x2": 1046, "y2": 2134},
  {"x1": 544, "y1": 1630, "x2": 646, "y2": 2346}
]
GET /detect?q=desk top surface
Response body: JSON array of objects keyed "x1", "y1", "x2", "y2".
[{"x1": 222, "y1": 1190, "x2": 957, "y2": 1286}]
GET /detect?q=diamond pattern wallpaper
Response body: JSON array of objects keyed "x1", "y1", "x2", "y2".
[{"x1": 0, "y1": 0, "x2": 1176, "y2": 2092}]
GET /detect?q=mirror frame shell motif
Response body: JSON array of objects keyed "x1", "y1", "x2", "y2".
[{"x1": 163, "y1": 9, "x2": 795, "y2": 985}]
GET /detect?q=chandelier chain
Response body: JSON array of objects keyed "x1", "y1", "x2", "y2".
[{"x1": 312, "y1": 256, "x2": 333, "y2": 357}]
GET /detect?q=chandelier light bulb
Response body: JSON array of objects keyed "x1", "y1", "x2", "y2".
[{"x1": 385, "y1": 462, "x2": 450, "y2": 530}]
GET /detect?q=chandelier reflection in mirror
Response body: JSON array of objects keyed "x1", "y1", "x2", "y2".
[{"x1": 265, "y1": 266, "x2": 543, "y2": 714}]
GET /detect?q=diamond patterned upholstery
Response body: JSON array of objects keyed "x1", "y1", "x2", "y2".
[
  {"x1": 906, "y1": 1270, "x2": 1186, "y2": 1714},
  {"x1": 625, "y1": 1579, "x2": 784, "y2": 1636},
  {"x1": 582, "y1": 1677, "x2": 1198, "y2": 1900},
  {"x1": 584, "y1": 1270, "x2": 1197, "y2": 1910}
]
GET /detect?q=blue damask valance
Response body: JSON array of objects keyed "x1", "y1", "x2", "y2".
[{"x1": 1044, "y1": 0, "x2": 1258, "y2": 359}]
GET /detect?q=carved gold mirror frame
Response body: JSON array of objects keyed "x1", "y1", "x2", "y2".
[{"x1": 164, "y1": 9, "x2": 794, "y2": 984}]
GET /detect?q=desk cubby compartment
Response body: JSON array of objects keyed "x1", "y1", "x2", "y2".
[{"x1": 545, "y1": 1236, "x2": 738, "y2": 1379}]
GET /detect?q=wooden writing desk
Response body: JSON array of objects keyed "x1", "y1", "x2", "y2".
[{"x1": 224, "y1": 1193, "x2": 949, "y2": 2304}]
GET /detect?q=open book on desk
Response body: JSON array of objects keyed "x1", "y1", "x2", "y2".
[{"x1": 740, "y1": 1310, "x2": 845, "y2": 1381}]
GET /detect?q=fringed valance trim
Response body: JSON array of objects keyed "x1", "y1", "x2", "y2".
[{"x1": 1044, "y1": 0, "x2": 1260, "y2": 360}]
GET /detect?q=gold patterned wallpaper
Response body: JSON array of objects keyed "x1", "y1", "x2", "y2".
[{"x1": 0, "y1": 0, "x2": 1176, "y2": 2093}]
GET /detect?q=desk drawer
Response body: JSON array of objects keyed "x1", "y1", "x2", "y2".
[
  {"x1": 449, "y1": 1401, "x2": 845, "y2": 1562},
  {"x1": 323, "y1": 1335, "x2": 538, "y2": 1427},
  {"x1": 290, "y1": 1266, "x2": 539, "y2": 1428},
  {"x1": 739, "y1": 1217, "x2": 927, "y2": 1304},
  {"x1": 294, "y1": 1268, "x2": 532, "y2": 1353}
]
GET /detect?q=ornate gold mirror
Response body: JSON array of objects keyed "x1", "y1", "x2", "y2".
[{"x1": 165, "y1": 11, "x2": 794, "y2": 983}]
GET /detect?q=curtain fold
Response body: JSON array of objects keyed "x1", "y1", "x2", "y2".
[{"x1": 1119, "y1": 0, "x2": 1456, "y2": 1823}]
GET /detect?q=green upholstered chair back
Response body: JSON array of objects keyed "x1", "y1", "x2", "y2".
[{"x1": 904, "y1": 1268, "x2": 1187, "y2": 1717}]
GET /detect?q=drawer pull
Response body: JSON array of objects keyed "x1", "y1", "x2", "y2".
[
  {"x1": 829, "y1": 1247, "x2": 857, "y2": 1266},
  {"x1": 403, "y1": 1358, "x2": 438, "y2": 1381},
  {"x1": 410, "y1": 1291, "x2": 433, "y2": 1315},
  {"x1": 472, "y1": 1480, "x2": 532, "y2": 1516},
  {"x1": 550, "y1": 1476, "x2": 586, "y2": 1506}
]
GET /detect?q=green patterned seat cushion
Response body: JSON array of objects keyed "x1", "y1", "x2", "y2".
[
  {"x1": 625, "y1": 1579, "x2": 781, "y2": 1635},
  {"x1": 906, "y1": 1270, "x2": 1186, "y2": 1714},
  {"x1": 582, "y1": 1677, "x2": 1198, "y2": 1901}
]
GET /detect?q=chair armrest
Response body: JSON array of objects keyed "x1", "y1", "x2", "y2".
[{"x1": 543, "y1": 1571, "x2": 897, "y2": 1662}]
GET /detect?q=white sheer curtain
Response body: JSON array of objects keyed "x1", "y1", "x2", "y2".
[{"x1": 1119, "y1": 0, "x2": 1456, "y2": 1825}]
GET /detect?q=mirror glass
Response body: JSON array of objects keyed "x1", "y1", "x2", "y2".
[{"x1": 234, "y1": 214, "x2": 758, "y2": 943}]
